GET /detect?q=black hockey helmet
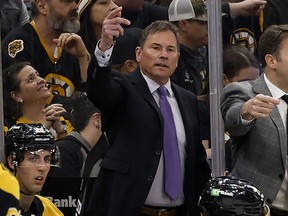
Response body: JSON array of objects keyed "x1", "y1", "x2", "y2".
[
  {"x1": 5, "y1": 123, "x2": 60, "y2": 167},
  {"x1": 199, "y1": 176, "x2": 265, "y2": 216}
]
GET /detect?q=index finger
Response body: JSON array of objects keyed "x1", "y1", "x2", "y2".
[
  {"x1": 105, "y1": 7, "x2": 130, "y2": 25},
  {"x1": 106, "y1": 6, "x2": 122, "y2": 20},
  {"x1": 257, "y1": 94, "x2": 280, "y2": 105}
]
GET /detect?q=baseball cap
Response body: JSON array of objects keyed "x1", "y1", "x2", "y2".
[
  {"x1": 168, "y1": 0, "x2": 208, "y2": 22},
  {"x1": 112, "y1": 27, "x2": 143, "y2": 65}
]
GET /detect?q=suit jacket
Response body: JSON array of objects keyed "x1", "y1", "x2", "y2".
[
  {"x1": 85, "y1": 58, "x2": 211, "y2": 216},
  {"x1": 221, "y1": 74, "x2": 286, "y2": 205}
]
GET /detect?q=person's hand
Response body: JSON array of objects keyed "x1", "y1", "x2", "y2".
[
  {"x1": 99, "y1": 6, "x2": 130, "y2": 52},
  {"x1": 41, "y1": 104, "x2": 66, "y2": 129},
  {"x1": 53, "y1": 33, "x2": 89, "y2": 59},
  {"x1": 241, "y1": 94, "x2": 279, "y2": 120},
  {"x1": 229, "y1": 0, "x2": 267, "y2": 17}
]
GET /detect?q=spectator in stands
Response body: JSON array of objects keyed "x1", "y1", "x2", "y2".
[
  {"x1": 0, "y1": 0, "x2": 30, "y2": 39},
  {"x1": 51, "y1": 91, "x2": 109, "y2": 215},
  {"x1": 2, "y1": 0, "x2": 90, "y2": 102},
  {"x1": 78, "y1": 0, "x2": 117, "y2": 55},
  {"x1": 223, "y1": 45, "x2": 261, "y2": 86},
  {"x1": 169, "y1": 0, "x2": 209, "y2": 96},
  {"x1": 168, "y1": 0, "x2": 266, "y2": 96},
  {"x1": 222, "y1": 0, "x2": 264, "y2": 55},
  {"x1": 112, "y1": 27, "x2": 142, "y2": 73},
  {"x1": 51, "y1": 91, "x2": 108, "y2": 178},
  {"x1": 3, "y1": 62, "x2": 70, "y2": 138},
  {"x1": 263, "y1": 0, "x2": 288, "y2": 30},
  {"x1": 5, "y1": 123, "x2": 63, "y2": 215}
]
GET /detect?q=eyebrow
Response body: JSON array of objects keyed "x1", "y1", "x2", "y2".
[
  {"x1": 24, "y1": 70, "x2": 38, "y2": 81},
  {"x1": 151, "y1": 43, "x2": 176, "y2": 48}
]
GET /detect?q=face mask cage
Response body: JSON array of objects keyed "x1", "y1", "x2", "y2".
[{"x1": 9, "y1": 144, "x2": 61, "y2": 168}]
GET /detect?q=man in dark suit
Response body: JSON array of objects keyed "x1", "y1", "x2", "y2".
[
  {"x1": 85, "y1": 6, "x2": 211, "y2": 216},
  {"x1": 221, "y1": 24, "x2": 288, "y2": 215}
]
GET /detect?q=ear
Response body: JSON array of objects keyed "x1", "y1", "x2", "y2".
[
  {"x1": 92, "y1": 113, "x2": 101, "y2": 126},
  {"x1": 7, "y1": 156, "x2": 15, "y2": 171},
  {"x1": 223, "y1": 74, "x2": 229, "y2": 86},
  {"x1": 124, "y1": 60, "x2": 138, "y2": 73},
  {"x1": 178, "y1": 20, "x2": 188, "y2": 31},
  {"x1": 35, "y1": 0, "x2": 48, "y2": 15},
  {"x1": 265, "y1": 54, "x2": 277, "y2": 70},
  {"x1": 135, "y1": 46, "x2": 142, "y2": 63},
  {"x1": 10, "y1": 91, "x2": 22, "y2": 103}
]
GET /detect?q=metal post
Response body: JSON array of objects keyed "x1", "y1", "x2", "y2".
[
  {"x1": 0, "y1": 20, "x2": 5, "y2": 163},
  {"x1": 207, "y1": 0, "x2": 226, "y2": 177}
]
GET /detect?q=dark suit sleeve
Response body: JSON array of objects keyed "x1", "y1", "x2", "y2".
[{"x1": 87, "y1": 56, "x2": 123, "y2": 114}]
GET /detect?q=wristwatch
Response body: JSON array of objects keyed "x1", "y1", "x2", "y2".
[{"x1": 57, "y1": 125, "x2": 68, "y2": 135}]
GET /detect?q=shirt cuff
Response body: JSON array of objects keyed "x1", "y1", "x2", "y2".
[
  {"x1": 94, "y1": 40, "x2": 114, "y2": 67},
  {"x1": 240, "y1": 114, "x2": 255, "y2": 126}
]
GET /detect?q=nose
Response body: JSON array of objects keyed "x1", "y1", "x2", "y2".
[
  {"x1": 72, "y1": 0, "x2": 79, "y2": 10},
  {"x1": 111, "y1": 1, "x2": 118, "y2": 11},
  {"x1": 37, "y1": 76, "x2": 46, "y2": 84},
  {"x1": 160, "y1": 48, "x2": 168, "y2": 59},
  {"x1": 36, "y1": 161, "x2": 49, "y2": 171}
]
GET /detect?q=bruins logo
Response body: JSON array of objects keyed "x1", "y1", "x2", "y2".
[
  {"x1": 8, "y1": 40, "x2": 24, "y2": 58},
  {"x1": 6, "y1": 208, "x2": 21, "y2": 216},
  {"x1": 230, "y1": 28, "x2": 256, "y2": 54},
  {"x1": 45, "y1": 73, "x2": 75, "y2": 97}
]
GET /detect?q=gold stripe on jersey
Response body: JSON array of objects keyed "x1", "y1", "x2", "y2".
[
  {"x1": 36, "y1": 195, "x2": 64, "y2": 216},
  {"x1": 78, "y1": 0, "x2": 93, "y2": 15},
  {"x1": 30, "y1": 20, "x2": 63, "y2": 64}
]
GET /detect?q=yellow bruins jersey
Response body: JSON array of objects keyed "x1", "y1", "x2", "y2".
[
  {"x1": 33, "y1": 195, "x2": 64, "y2": 216},
  {"x1": 0, "y1": 163, "x2": 21, "y2": 216}
]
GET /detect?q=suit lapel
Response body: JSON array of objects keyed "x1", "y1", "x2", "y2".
[
  {"x1": 171, "y1": 83, "x2": 193, "y2": 143},
  {"x1": 129, "y1": 69, "x2": 163, "y2": 123},
  {"x1": 253, "y1": 74, "x2": 287, "y2": 164}
]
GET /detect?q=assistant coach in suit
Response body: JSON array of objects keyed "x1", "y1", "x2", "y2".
[
  {"x1": 85, "y1": 6, "x2": 211, "y2": 216},
  {"x1": 221, "y1": 24, "x2": 288, "y2": 215}
]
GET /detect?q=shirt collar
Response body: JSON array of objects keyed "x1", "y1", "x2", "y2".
[
  {"x1": 264, "y1": 73, "x2": 286, "y2": 98},
  {"x1": 141, "y1": 71, "x2": 173, "y2": 97}
]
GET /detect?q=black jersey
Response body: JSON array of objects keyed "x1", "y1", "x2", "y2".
[
  {"x1": 2, "y1": 21, "x2": 84, "y2": 98},
  {"x1": 222, "y1": 15, "x2": 262, "y2": 56},
  {"x1": 20, "y1": 195, "x2": 63, "y2": 216}
]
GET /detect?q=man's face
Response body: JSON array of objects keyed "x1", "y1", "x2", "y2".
[
  {"x1": 182, "y1": 19, "x2": 208, "y2": 49},
  {"x1": 136, "y1": 30, "x2": 180, "y2": 85},
  {"x1": 270, "y1": 37, "x2": 288, "y2": 91},
  {"x1": 16, "y1": 150, "x2": 51, "y2": 195},
  {"x1": 46, "y1": 0, "x2": 80, "y2": 33}
]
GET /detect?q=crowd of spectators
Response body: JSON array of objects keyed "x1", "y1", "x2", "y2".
[{"x1": 2, "y1": 0, "x2": 288, "y2": 215}]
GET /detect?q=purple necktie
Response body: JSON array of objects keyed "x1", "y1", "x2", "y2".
[{"x1": 158, "y1": 86, "x2": 182, "y2": 200}]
